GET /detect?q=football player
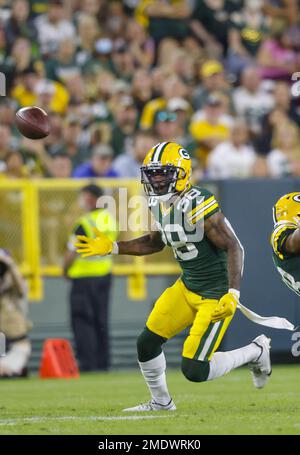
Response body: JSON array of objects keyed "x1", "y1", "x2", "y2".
[
  {"x1": 75, "y1": 142, "x2": 271, "y2": 411},
  {"x1": 271, "y1": 193, "x2": 300, "y2": 296}
]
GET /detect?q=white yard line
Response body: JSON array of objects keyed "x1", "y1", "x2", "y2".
[{"x1": 0, "y1": 415, "x2": 174, "y2": 427}]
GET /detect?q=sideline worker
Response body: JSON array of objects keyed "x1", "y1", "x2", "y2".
[{"x1": 63, "y1": 184, "x2": 117, "y2": 371}]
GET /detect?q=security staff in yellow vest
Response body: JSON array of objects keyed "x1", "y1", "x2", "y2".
[{"x1": 63, "y1": 184, "x2": 117, "y2": 372}]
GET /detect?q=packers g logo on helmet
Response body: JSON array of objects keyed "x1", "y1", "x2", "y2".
[
  {"x1": 140, "y1": 142, "x2": 192, "y2": 200},
  {"x1": 273, "y1": 192, "x2": 300, "y2": 225}
]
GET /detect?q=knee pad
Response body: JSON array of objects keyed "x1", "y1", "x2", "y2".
[
  {"x1": 181, "y1": 357, "x2": 210, "y2": 382},
  {"x1": 137, "y1": 327, "x2": 167, "y2": 362}
]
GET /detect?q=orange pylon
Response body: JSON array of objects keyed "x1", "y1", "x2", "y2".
[{"x1": 39, "y1": 339, "x2": 79, "y2": 378}]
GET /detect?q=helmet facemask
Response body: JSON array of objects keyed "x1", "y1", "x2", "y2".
[{"x1": 141, "y1": 163, "x2": 186, "y2": 200}]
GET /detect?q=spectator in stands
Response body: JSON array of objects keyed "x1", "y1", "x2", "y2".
[
  {"x1": 192, "y1": 60, "x2": 232, "y2": 111},
  {"x1": 189, "y1": 93, "x2": 233, "y2": 169},
  {"x1": 44, "y1": 112, "x2": 63, "y2": 153},
  {"x1": 233, "y1": 66, "x2": 274, "y2": 135},
  {"x1": 140, "y1": 74, "x2": 187, "y2": 130},
  {"x1": 110, "y1": 95, "x2": 138, "y2": 157},
  {"x1": 45, "y1": 38, "x2": 80, "y2": 84},
  {"x1": 110, "y1": 39, "x2": 135, "y2": 82},
  {"x1": 126, "y1": 19, "x2": 155, "y2": 70},
  {"x1": 35, "y1": 0, "x2": 75, "y2": 56},
  {"x1": 136, "y1": 0, "x2": 191, "y2": 44},
  {"x1": 0, "y1": 249, "x2": 31, "y2": 378},
  {"x1": 11, "y1": 64, "x2": 40, "y2": 107},
  {"x1": 35, "y1": 78, "x2": 69, "y2": 115},
  {"x1": 167, "y1": 97, "x2": 190, "y2": 134},
  {"x1": 2, "y1": 150, "x2": 29, "y2": 178},
  {"x1": 10, "y1": 37, "x2": 36, "y2": 76},
  {"x1": 76, "y1": 14, "x2": 101, "y2": 74},
  {"x1": 257, "y1": 19, "x2": 300, "y2": 80},
  {"x1": 272, "y1": 81, "x2": 300, "y2": 125},
  {"x1": 255, "y1": 81, "x2": 300, "y2": 154},
  {"x1": 207, "y1": 120, "x2": 257, "y2": 179},
  {"x1": 157, "y1": 36, "x2": 181, "y2": 68},
  {"x1": 0, "y1": 100, "x2": 17, "y2": 131},
  {"x1": 48, "y1": 152, "x2": 72, "y2": 178},
  {"x1": 75, "y1": 0, "x2": 106, "y2": 24},
  {"x1": 167, "y1": 97, "x2": 194, "y2": 149},
  {"x1": 113, "y1": 130, "x2": 157, "y2": 178},
  {"x1": 19, "y1": 137, "x2": 53, "y2": 177},
  {"x1": 266, "y1": 121, "x2": 300, "y2": 177},
  {"x1": 59, "y1": 114, "x2": 89, "y2": 168},
  {"x1": 262, "y1": 0, "x2": 299, "y2": 26},
  {"x1": 132, "y1": 69, "x2": 153, "y2": 115},
  {"x1": 190, "y1": 0, "x2": 243, "y2": 57},
  {"x1": 105, "y1": 1, "x2": 127, "y2": 39},
  {"x1": 227, "y1": 0, "x2": 269, "y2": 77},
  {"x1": 107, "y1": 79, "x2": 131, "y2": 112},
  {"x1": 153, "y1": 110, "x2": 180, "y2": 143},
  {"x1": 4, "y1": 0, "x2": 37, "y2": 52},
  {"x1": 0, "y1": 124, "x2": 13, "y2": 172},
  {"x1": 63, "y1": 184, "x2": 117, "y2": 371},
  {"x1": 72, "y1": 144, "x2": 118, "y2": 178}
]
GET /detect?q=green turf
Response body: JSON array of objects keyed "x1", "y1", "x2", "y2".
[{"x1": 0, "y1": 365, "x2": 299, "y2": 435}]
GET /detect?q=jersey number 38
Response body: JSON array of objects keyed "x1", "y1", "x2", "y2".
[{"x1": 156, "y1": 222, "x2": 199, "y2": 261}]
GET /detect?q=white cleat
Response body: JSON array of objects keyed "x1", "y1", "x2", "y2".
[
  {"x1": 123, "y1": 399, "x2": 176, "y2": 412},
  {"x1": 249, "y1": 334, "x2": 272, "y2": 389}
]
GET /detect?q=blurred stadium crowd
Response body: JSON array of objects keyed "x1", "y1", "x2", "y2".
[{"x1": 0, "y1": 0, "x2": 300, "y2": 180}]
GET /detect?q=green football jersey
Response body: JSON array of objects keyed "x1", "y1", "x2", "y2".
[
  {"x1": 271, "y1": 222, "x2": 300, "y2": 296},
  {"x1": 149, "y1": 185, "x2": 228, "y2": 299}
]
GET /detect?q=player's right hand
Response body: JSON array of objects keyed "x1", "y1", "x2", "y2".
[
  {"x1": 75, "y1": 228, "x2": 113, "y2": 257},
  {"x1": 211, "y1": 291, "x2": 238, "y2": 323}
]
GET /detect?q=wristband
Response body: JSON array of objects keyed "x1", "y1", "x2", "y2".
[
  {"x1": 229, "y1": 288, "x2": 240, "y2": 299},
  {"x1": 111, "y1": 242, "x2": 119, "y2": 255}
]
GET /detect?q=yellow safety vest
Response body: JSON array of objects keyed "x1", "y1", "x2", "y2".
[{"x1": 68, "y1": 209, "x2": 117, "y2": 279}]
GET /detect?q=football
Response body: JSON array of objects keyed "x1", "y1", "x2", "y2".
[{"x1": 15, "y1": 106, "x2": 50, "y2": 140}]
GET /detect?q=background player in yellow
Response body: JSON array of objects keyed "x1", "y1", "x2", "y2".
[
  {"x1": 76, "y1": 142, "x2": 271, "y2": 411},
  {"x1": 271, "y1": 193, "x2": 300, "y2": 296}
]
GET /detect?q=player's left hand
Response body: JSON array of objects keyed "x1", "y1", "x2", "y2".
[{"x1": 211, "y1": 291, "x2": 239, "y2": 323}]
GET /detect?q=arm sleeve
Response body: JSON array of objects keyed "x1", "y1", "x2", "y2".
[{"x1": 271, "y1": 224, "x2": 297, "y2": 259}]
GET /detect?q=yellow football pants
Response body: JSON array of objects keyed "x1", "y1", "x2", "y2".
[{"x1": 146, "y1": 278, "x2": 235, "y2": 361}]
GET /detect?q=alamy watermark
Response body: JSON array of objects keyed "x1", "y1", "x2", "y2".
[
  {"x1": 0, "y1": 72, "x2": 5, "y2": 96},
  {"x1": 95, "y1": 187, "x2": 205, "y2": 243},
  {"x1": 0, "y1": 332, "x2": 6, "y2": 357},
  {"x1": 291, "y1": 332, "x2": 300, "y2": 357},
  {"x1": 291, "y1": 72, "x2": 300, "y2": 98}
]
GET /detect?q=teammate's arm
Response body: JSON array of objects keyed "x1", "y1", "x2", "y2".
[
  {"x1": 284, "y1": 227, "x2": 300, "y2": 254},
  {"x1": 204, "y1": 212, "x2": 244, "y2": 291}
]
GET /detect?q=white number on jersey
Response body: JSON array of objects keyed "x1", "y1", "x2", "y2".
[
  {"x1": 156, "y1": 222, "x2": 198, "y2": 261},
  {"x1": 277, "y1": 266, "x2": 300, "y2": 296},
  {"x1": 176, "y1": 188, "x2": 203, "y2": 213}
]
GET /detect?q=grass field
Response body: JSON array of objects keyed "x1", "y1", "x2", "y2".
[{"x1": 0, "y1": 365, "x2": 299, "y2": 435}]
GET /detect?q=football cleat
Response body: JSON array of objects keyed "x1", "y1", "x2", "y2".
[
  {"x1": 249, "y1": 334, "x2": 272, "y2": 389},
  {"x1": 123, "y1": 398, "x2": 176, "y2": 412}
]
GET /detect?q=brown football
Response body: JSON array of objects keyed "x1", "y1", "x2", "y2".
[{"x1": 15, "y1": 106, "x2": 50, "y2": 139}]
